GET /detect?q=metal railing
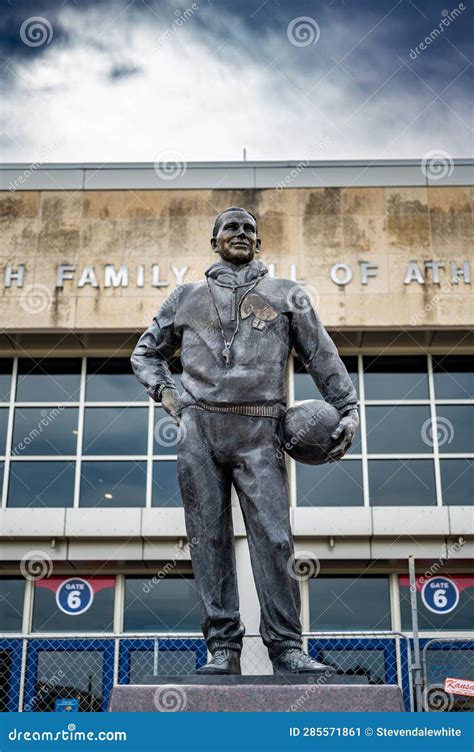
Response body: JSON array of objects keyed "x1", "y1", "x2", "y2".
[{"x1": 0, "y1": 631, "x2": 416, "y2": 712}]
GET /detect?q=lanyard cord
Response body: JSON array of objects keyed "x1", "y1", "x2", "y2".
[{"x1": 206, "y1": 278, "x2": 260, "y2": 363}]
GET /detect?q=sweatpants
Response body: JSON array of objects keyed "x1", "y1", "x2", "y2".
[{"x1": 176, "y1": 405, "x2": 303, "y2": 658}]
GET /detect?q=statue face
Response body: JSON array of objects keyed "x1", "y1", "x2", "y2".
[{"x1": 211, "y1": 209, "x2": 261, "y2": 264}]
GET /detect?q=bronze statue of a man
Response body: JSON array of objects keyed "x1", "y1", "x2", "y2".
[{"x1": 132, "y1": 207, "x2": 358, "y2": 675}]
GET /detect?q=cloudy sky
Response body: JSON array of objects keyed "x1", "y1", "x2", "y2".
[{"x1": 0, "y1": 0, "x2": 472, "y2": 163}]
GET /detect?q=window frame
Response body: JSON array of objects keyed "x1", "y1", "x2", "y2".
[{"x1": 1, "y1": 353, "x2": 472, "y2": 509}]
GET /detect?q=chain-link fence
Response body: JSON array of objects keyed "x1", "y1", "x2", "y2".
[
  {"x1": 421, "y1": 638, "x2": 474, "y2": 712},
  {"x1": 2, "y1": 632, "x2": 472, "y2": 713},
  {"x1": 0, "y1": 631, "x2": 417, "y2": 712}
]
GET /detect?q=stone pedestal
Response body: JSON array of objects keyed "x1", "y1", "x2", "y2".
[{"x1": 108, "y1": 676, "x2": 405, "y2": 712}]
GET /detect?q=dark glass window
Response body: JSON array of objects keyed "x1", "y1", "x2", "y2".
[
  {"x1": 80, "y1": 461, "x2": 146, "y2": 507},
  {"x1": 82, "y1": 407, "x2": 147, "y2": 455},
  {"x1": 0, "y1": 407, "x2": 8, "y2": 454},
  {"x1": 16, "y1": 359, "x2": 81, "y2": 402},
  {"x1": 366, "y1": 406, "x2": 431, "y2": 454},
  {"x1": 297, "y1": 461, "x2": 363, "y2": 506},
  {"x1": 399, "y1": 575, "x2": 473, "y2": 630},
  {"x1": 440, "y1": 460, "x2": 473, "y2": 506},
  {"x1": 435, "y1": 406, "x2": 473, "y2": 454},
  {"x1": 294, "y1": 356, "x2": 358, "y2": 402},
  {"x1": 123, "y1": 577, "x2": 201, "y2": 632},
  {"x1": 152, "y1": 461, "x2": 181, "y2": 506},
  {"x1": 86, "y1": 358, "x2": 147, "y2": 402},
  {"x1": 32, "y1": 650, "x2": 105, "y2": 711},
  {"x1": 153, "y1": 408, "x2": 179, "y2": 455},
  {"x1": 309, "y1": 576, "x2": 391, "y2": 630},
  {"x1": 369, "y1": 460, "x2": 436, "y2": 506},
  {"x1": 7, "y1": 461, "x2": 75, "y2": 507},
  {"x1": 0, "y1": 579, "x2": 25, "y2": 631},
  {"x1": 364, "y1": 356, "x2": 428, "y2": 400},
  {"x1": 11, "y1": 408, "x2": 78, "y2": 456},
  {"x1": 0, "y1": 360, "x2": 12, "y2": 402},
  {"x1": 32, "y1": 577, "x2": 115, "y2": 633},
  {"x1": 433, "y1": 355, "x2": 473, "y2": 400}
]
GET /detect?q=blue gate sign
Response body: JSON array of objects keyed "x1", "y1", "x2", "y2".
[
  {"x1": 55, "y1": 698, "x2": 79, "y2": 712},
  {"x1": 56, "y1": 578, "x2": 94, "y2": 616},
  {"x1": 421, "y1": 576, "x2": 459, "y2": 614}
]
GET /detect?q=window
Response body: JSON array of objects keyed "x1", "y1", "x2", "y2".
[
  {"x1": 0, "y1": 359, "x2": 12, "y2": 402},
  {"x1": 80, "y1": 462, "x2": 147, "y2": 507},
  {"x1": 0, "y1": 407, "x2": 8, "y2": 454},
  {"x1": 12, "y1": 407, "x2": 78, "y2": 456},
  {"x1": 16, "y1": 359, "x2": 81, "y2": 402},
  {"x1": 82, "y1": 407, "x2": 147, "y2": 455},
  {"x1": 152, "y1": 461, "x2": 181, "y2": 506},
  {"x1": 435, "y1": 406, "x2": 473, "y2": 454},
  {"x1": 32, "y1": 577, "x2": 115, "y2": 632},
  {"x1": 2, "y1": 355, "x2": 182, "y2": 509},
  {"x1": 2, "y1": 354, "x2": 471, "y2": 509},
  {"x1": 296, "y1": 354, "x2": 473, "y2": 507},
  {"x1": 86, "y1": 358, "x2": 147, "y2": 402},
  {"x1": 0, "y1": 578, "x2": 25, "y2": 631},
  {"x1": 440, "y1": 460, "x2": 473, "y2": 506},
  {"x1": 8, "y1": 461, "x2": 75, "y2": 508},
  {"x1": 123, "y1": 577, "x2": 201, "y2": 632},
  {"x1": 399, "y1": 574, "x2": 473, "y2": 630},
  {"x1": 294, "y1": 356, "x2": 358, "y2": 402},
  {"x1": 309, "y1": 576, "x2": 391, "y2": 630},
  {"x1": 433, "y1": 355, "x2": 473, "y2": 400},
  {"x1": 297, "y1": 461, "x2": 363, "y2": 506},
  {"x1": 363, "y1": 355, "x2": 428, "y2": 400},
  {"x1": 369, "y1": 460, "x2": 436, "y2": 506},
  {"x1": 365, "y1": 406, "x2": 431, "y2": 454}
]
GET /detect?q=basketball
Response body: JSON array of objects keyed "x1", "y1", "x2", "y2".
[{"x1": 281, "y1": 399, "x2": 341, "y2": 465}]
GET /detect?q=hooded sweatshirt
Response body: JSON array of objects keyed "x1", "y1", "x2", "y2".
[{"x1": 131, "y1": 259, "x2": 357, "y2": 416}]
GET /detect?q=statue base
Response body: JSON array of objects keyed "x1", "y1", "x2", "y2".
[{"x1": 108, "y1": 676, "x2": 405, "y2": 712}]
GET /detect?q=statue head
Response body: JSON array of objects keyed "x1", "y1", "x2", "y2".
[{"x1": 211, "y1": 207, "x2": 261, "y2": 264}]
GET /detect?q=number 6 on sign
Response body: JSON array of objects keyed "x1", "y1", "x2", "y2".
[
  {"x1": 421, "y1": 576, "x2": 460, "y2": 615},
  {"x1": 56, "y1": 578, "x2": 94, "y2": 616}
]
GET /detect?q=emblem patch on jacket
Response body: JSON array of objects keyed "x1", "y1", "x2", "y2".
[{"x1": 240, "y1": 294, "x2": 279, "y2": 330}]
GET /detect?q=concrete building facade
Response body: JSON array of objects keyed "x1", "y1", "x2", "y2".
[{"x1": 0, "y1": 160, "x2": 472, "y2": 711}]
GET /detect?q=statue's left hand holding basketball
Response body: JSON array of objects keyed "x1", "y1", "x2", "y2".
[{"x1": 327, "y1": 409, "x2": 359, "y2": 462}]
